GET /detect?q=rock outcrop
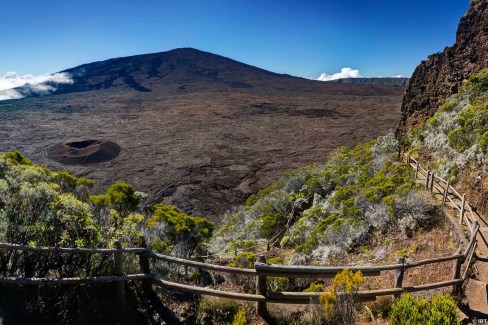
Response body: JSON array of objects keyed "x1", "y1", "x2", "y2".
[{"x1": 397, "y1": 0, "x2": 488, "y2": 142}]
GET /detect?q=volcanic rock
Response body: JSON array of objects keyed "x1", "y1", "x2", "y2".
[
  {"x1": 46, "y1": 140, "x2": 120, "y2": 165},
  {"x1": 0, "y1": 48, "x2": 405, "y2": 220},
  {"x1": 397, "y1": 0, "x2": 488, "y2": 143}
]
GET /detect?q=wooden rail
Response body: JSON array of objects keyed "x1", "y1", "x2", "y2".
[{"x1": 0, "y1": 154, "x2": 481, "y2": 317}]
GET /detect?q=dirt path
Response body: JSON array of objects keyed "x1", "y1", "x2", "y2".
[{"x1": 411, "y1": 163, "x2": 488, "y2": 317}]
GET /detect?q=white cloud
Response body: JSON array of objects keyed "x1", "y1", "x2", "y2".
[
  {"x1": 317, "y1": 67, "x2": 363, "y2": 81},
  {"x1": 391, "y1": 74, "x2": 406, "y2": 78},
  {"x1": 0, "y1": 71, "x2": 73, "y2": 101}
]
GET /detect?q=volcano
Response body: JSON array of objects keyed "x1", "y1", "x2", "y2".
[{"x1": 0, "y1": 48, "x2": 406, "y2": 220}]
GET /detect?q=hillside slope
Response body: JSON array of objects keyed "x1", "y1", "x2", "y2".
[
  {"x1": 398, "y1": 0, "x2": 488, "y2": 217},
  {"x1": 406, "y1": 68, "x2": 488, "y2": 216}
]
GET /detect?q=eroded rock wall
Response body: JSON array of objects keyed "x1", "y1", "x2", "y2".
[{"x1": 397, "y1": 0, "x2": 488, "y2": 142}]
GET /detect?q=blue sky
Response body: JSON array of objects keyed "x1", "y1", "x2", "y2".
[{"x1": 0, "y1": 0, "x2": 470, "y2": 79}]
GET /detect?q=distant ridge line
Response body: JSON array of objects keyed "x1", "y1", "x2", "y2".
[{"x1": 328, "y1": 77, "x2": 410, "y2": 86}]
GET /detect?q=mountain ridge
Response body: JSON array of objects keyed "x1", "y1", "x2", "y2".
[{"x1": 328, "y1": 77, "x2": 409, "y2": 87}]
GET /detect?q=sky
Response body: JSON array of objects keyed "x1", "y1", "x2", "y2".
[{"x1": 0, "y1": 0, "x2": 470, "y2": 84}]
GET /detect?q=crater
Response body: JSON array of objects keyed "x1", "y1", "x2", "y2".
[{"x1": 46, "y1": 139, "x2": 121, "y2": 165}]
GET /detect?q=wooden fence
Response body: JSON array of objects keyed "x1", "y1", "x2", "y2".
[{"x1": 0, "y1": 155, "x2": 481, "y2": 317}]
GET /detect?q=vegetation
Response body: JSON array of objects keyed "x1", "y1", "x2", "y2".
[
  {"x1": 213, "y1": 133, "x2": 435, "y2": 264},
  {"x1": 320, "y1": 269, "x2": 364, "y2": 325},
  {"x1": 197, "y1": 297, "x2": 243, "y2": 324},
  {"x1": 408, "y1": 68, "x2": 488, "y2": 183},
  {"x1": 0, "y1": 150, "x2": 213, "y2": 256},
  {"x1": 389, "y1": 293, "x2": 460, "y2": 325},
  {"x1": 0, "y1": 150, "x2": 214, "y2": 323},
  {"x1": 146, "y1": 203, "x2": 213, "y2": 258}
]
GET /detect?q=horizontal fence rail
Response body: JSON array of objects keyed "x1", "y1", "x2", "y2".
[{"x1": 0, "y1": 154, "x2": 481, "y2": 317}]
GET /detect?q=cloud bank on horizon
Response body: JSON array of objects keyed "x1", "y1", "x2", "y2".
[
  {"x1": 317, "y1": 67, "x2": 405, "y2": 81},
  {"x1": 0, "y1": 71, "x2": 73, "y2": 101},
  {"x1": 317, "y1": 67, "x2": 363, "y2": 81}
]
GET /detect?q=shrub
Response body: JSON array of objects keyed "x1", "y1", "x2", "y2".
[
  {"x1": 320, "y1": 269, "x2": 364, "y2": 325},
  {"x1": 390, "y1": 294, "x2": 427, "y2": 325},
  {"x1": 390, "y1": 293, "x2": 460, "y2": 325},
  {"x1": 368, "y1": 296, "x2": 392, "y2": 319},
  {"x1": 428, "y1": 293, "x2": 460, "y2": 325},
  {"x1": 267, "y1": 256, "x2": 284, "y2": 265},
  {"x1": 466, "y1": 67, "x2": 488, "y2": 105},
  {"x1": 232, "y1": 309, "x2": 249, "y2": 325},
  {"x1": 197, "y1": 297, "x2": 240, "y2": 324},
  {"x1": 146, "y1": 203, "x2": 213, "y2": 258},
  {"x1": 304, "y1": 283, "x2": 324, "y2": 292},
  {"x1": 228, "y1": 252, "x2": 256, "y2": 269},
  {"x1": 269, "y1": 277, "x2": 292, "y2": 291}
]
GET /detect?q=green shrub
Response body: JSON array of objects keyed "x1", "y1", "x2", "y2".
[
  {"x1": 267, "y1": 256, "x2": 284, "y2": 265},
  {"x1": 228, "y1": 252, "x2": 256, "y2": 269},
  {"x1": 390, "y1": 294, "x2": 427, "y2": 325},
  {"x1": 390, "y1": 293, "x2": 459, "y2": 325},
  {"x1": 3, "y1": 150, "x2": 32, "y2": 165},
  {"x1": 466, "y1": 67, "x2": 488, "y2": 104},
  {"x1": 479, "y1": 130, "x2": 488, "y2": 153},
  {"x1": 146, "y1": 203, "x2": 213, "y2": 258},
  {"x1": 232, "y1": 309, "x2": 249, "y2": 325},
  {"x1": 269, "y1": 277, "x2": 292, "y2": 291},
  {"x1": 304, "y1": 282, "x2": 324, "y2": 292},
  {"x1": 320, "y1": 269, "x2": 364, "y2": 325},
  {"x1": 198, "y1": 297, "x2": 240, "y2": 324},
  {"x1": 428, "y1": 293, "x2": 460, "y2": 325}
]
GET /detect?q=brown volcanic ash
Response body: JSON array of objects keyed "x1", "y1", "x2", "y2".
[
  {"x1": 0, "y1": 48, "x2": 405, "y2": 221},
  {"x1": 397, "y1": 0, "x2": 488, "y2": 143},
  {"x1": 46, "y1": 140, "x2": 120, "y2": 165}
]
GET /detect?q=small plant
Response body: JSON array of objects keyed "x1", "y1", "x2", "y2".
[
  {"x1": 267, "y1": 256, "x2": 284, "y2": 265},
  {"x1": 398, "y1": 248, "x2": 409, "y2": 258},
  {"x1": 410, "y1": 243, "x2": 420, "y2": 254},
  {"x1": 304, "y1": 282, "x2": 324, "y2": 292},
  {"x1": 197, "y1": 297, "x2": 240, "y2": 324},
  {"x1": 368, "y1": 296, "x2": 392, "y2": 319},
  {"x1": 227, "y1": 252, "x2": 256, "y2": 268},
  {"x1": 269, "y1": 277, "x2": 292, "y2": 291},
  {"x1": 320, "y1": 269, "x2": 364, "y2": 325},
  {"x1": 232, "y1": 309, "x2": 249, "y2": 325}
]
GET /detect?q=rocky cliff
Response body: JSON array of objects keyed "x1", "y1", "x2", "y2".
[{"x1": 397, "y1": 0, "x2": 488, "y2": 142}]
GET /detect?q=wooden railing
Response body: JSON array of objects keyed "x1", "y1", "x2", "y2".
[{"x1": 0, "y1": 155, "x2": 481, "y2": 317}]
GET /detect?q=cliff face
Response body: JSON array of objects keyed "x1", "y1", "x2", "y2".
[{"x1": 397, "y1": 0, "x2": 488, "y2": 141}]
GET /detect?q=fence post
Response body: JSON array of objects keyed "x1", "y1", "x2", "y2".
[
  {"x1": 430, "y1": 172, "x2": 435, "y2": 193},
  {"x1": 452, "y1": 248, "x2": 463, "y2": 295},
  {"x1": 114, "y1": 240, "x2": 125, "y2": 311},
  {"x1": 425, "y1": 171, "x2": 430, "y2": 189},
  {"x1": 255, "y1": 255, "x2": 268, "y2": 318},
  {"x1": 415, "y1": 161, "x2": 419, "y2": 178},
  {"x1": 471, "y1": 220, "x2": 479, "y2": 234},
  {"x1": 459, "y1": 194, "x2": 466, "y2": 225},
  {"x1": 442, "y1": 181, "x2": 450, "y2": 206},
  {"x1": 138, "y1": 236, "x2": 150, "y2": 274},
  {"x1": 394, "y1": 256, "x2": 406, "y2": 298}
]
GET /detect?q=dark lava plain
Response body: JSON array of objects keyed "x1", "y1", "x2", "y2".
[{"x1": 0, "y1": 49, "x2": 405, "y2": 220}]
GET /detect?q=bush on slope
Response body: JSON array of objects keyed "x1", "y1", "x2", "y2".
[{"x1": 213, "y1": 133, "x2": 435, "y2": 264}]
